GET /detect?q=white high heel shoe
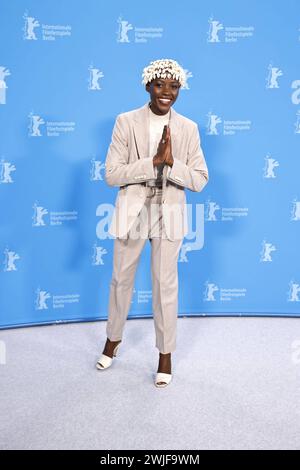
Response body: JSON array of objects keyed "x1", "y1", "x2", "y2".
[
  {"x1": 154, "y1": 372, "x2": 172, "y2": 388},
  {"x1": 96, "y1": 342, "x2": 121, "y2": 370}
]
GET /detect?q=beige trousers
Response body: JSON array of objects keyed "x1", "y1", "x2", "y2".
[{"x1": 106, "y1": 186, "x2": 183, "y2": 353}]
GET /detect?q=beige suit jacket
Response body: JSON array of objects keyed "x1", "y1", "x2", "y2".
[{"x1": 105, "y1": 102, "x2": 209, "y2": 241}]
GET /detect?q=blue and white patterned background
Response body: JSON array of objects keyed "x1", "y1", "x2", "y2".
[{"x1": 1, "y1": 0, "x2": 300, "y2": 328}]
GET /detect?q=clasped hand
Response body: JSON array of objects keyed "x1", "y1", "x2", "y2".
[{"x1": 153, "y1": 125, "x2": 174, "y2": 168}]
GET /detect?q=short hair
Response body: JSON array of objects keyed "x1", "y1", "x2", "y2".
[{"x1": 141, "y1": 58, "x2": 186, "y2": 87}]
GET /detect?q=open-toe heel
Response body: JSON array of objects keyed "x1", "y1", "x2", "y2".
[
  {"x1": 96, "y1": 342, "x2": 121, "y2": 370},
  {"x1": 154, "y1": 372, "x2": 172, "y2": 388}
]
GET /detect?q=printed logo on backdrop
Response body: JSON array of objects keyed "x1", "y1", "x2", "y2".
[
  {"x1": 0, "y1": 66, "x2": 10, "y2": 105},
  {"x1": 3, "y1": 247, "x2": 20, "y2": 271},
  {"x1": 291, "y1": 81, "x2": 300, "y2": 133},
  {"x1": 35, "y1": 288, "x2": 80, "y2": 310},
  {"x1": 116, "y1": 15, "x2": 163, "y2": 43},
  {"x1": 23, "y1": 11, "x2": 71, "y2": 41},
  {"x1": 263, "y1": 155, "x2": 279, "y2": 178},
  {"x1": 130, "y1": 288, "x2": 152, "y2": 305},
  {"x1": 204, "y1": 281, "x2": 247, "y2": 302},
  {"x1": 28, "y1": 112, "x2": 75, "y2": 137},
  {"x1": 130, "y1": 288, "x2": 136, "y2": 304},
  {"x1": 92, "y1": 243, "x2": 107, "y2": 265},
  {"x1": 179, "y1": 244, "x2": 193, "y2": 263},
  {"x1": 32, "y1": 202, "x2": 78, "y2": 226},
  {"x1": 288, "y1": 281, "x2": 300, "y2": 302},
  {"x1": 88, "y1": 65, "x2": 104, "y2": 91},
  {"x1": 260, "y1": 240, "x2": 276, "y2": 262},
  {"x1": 205, "y1": 198, "x2": 249, "y2": 222},
  {"x1": 207, "y1": 16, "x2": 254, "y2": 43},
  {"x1": 182, "y1": 70, "x2": 193, "y2": 90},
  {"x1": 266, "y1": 64, "x2": 283, "y2": 89},
  {"x1": 90, "y1": 158, "x2": 105, "y2": 181},
  {"x1": 0, "y1": 158, "x2": 16, "y2": 183},
  {"x1": 206, "y1": 111, "x2": 252, "y2": 135},
  {"x1": 291, "y1": 198, "x2": 300, "y2": 221},
  {"x1": 137, "y1": 290, "x2": 152, "y2": 304}
]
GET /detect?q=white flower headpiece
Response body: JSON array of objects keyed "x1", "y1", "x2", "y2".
[{"x1": 141, "y1": 58, "x2": 186, "y2": 87}]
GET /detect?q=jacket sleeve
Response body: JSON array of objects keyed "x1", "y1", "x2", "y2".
[
  {"x1": 166, "y1": 122, "x2": 209, "y2": 192},
  {"x1": 105, "y1": 114, "x2": 156, "y2": 186}
]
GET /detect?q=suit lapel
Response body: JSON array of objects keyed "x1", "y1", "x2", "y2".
[
  {"x1": 132, "y1": 103, "x2": 150, "y2": 160},
  {"x1": 133, "y1": 101, "x2": 180, "y2": 160}
]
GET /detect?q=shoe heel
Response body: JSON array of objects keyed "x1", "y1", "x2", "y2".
[{"x1": 96, "y1": 342, "x2": 121, "y2": 370}]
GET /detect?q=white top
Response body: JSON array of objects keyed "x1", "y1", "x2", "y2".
[{"x1": 148, "y1": 104, "x2": 170, "y2": 186}]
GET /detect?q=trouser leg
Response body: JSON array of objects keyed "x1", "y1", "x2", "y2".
[
  {"x1": 106, "y1": 234, "x2": 147, "y2": 341},
  {"x1": 150, "y1": 236, "x2": 183, "y2": 354}
]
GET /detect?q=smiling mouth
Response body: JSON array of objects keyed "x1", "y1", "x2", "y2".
[{"x1": 158, "y1": 98, "x2": 172, "y2": 105}]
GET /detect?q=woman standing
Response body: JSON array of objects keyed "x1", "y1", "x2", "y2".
[{"x1": 96, "y1": 59, "x2": 209, "y2": 387}]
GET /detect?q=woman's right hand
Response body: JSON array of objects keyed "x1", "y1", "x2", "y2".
[{"x1": 153, "y1": 125, "x2": 170, "y2": 167}]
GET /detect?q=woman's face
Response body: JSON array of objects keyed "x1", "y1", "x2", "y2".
[{"x1": 146, "y1": 77, "x2": 180, "y2": 115}]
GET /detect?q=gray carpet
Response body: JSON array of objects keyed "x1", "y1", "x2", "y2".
[{"x1": 0, "y1": 316, "x2": 299, "y2": 450}]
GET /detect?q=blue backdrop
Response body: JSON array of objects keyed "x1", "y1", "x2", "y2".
[{"x1": 1, "y1": 0, "x2": 300, "y2": 329}]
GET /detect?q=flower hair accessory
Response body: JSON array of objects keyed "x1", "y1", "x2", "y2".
[{"x1": 141, "y1": 58, "x2": 186, "y2": 87}]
